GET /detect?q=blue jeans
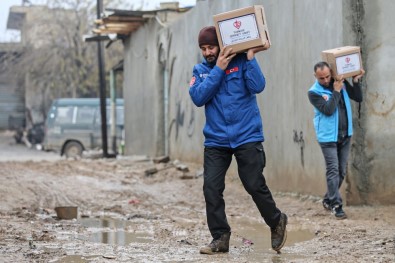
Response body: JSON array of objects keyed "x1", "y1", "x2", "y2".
[
  {"x1": 319, "y1": 137, "x2": 351, "y2": 207},
  {"x1": 203, "y1": 142, "x2": 281, "y2": 239}
]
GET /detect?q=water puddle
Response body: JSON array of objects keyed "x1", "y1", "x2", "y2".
[
  {"x1": 72, "y1": 216, "x2": 313, "y2": 262},
  {"x1": 51, "y1": 255, "x2": 99, "y2": 263},
  {"x1": 78, "y1": 217, "x2": 153, "y2": 245},
  {"x1": 229, "y1": 217, "x2": 314, "y2": 261}
]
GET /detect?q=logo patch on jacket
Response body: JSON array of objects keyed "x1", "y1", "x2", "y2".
[
  {"x1": 322, "y1": 95, "x2": 329, "y2": 101},
  {"x1": 189, "y1": 76, "x2": 196, "y2": 87},
  {"x1": 226, "y1": 67, "x2": 239, "y2": 75}
]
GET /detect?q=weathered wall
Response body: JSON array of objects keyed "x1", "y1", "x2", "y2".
[
  {"x1": 123, "y1": 0, "x2": 395, "y2": 204},
  {"x1": 123, "y1": 20, "x2": 165, "y2": 156},
  {"x1": 0, "y1": 44, "x2": 25, "y2": 130},
  {"x1": 343, "y1": 0, "x2": 395, "y2": 204}
]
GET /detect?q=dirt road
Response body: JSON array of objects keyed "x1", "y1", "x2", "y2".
[{"x1": 0, "y1": 131, "x2": 394, "y2": 262}]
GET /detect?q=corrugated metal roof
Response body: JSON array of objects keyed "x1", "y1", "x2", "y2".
[{"x1": 91, "y1": 6, "x2": 192, "y2": 37}]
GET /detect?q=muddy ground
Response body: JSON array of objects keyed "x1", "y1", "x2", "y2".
[{"x1": 0, "y1": 131, "x2": 394, "y2": 263}]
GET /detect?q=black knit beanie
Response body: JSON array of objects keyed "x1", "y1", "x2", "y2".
[{"x1": 198, "y1": 26, "x2": 219, "y2": 47}]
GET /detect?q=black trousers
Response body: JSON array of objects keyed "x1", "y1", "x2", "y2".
[{"x1": 203, "y1": 141, "x2": 281, "y2": 239}]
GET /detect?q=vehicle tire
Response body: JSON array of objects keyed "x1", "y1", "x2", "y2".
[
  {"x1": 63, "y1": 141, "x2": 83, "y2": 158},
  {"x1": 14, "y1": 130, "x2": 23, "y2": 144}
]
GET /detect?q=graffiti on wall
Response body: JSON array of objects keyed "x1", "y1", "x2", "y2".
[
  {"x1": 293, "y1": 129, "x2": 305, "y2": 167},
  {"x1": 168, "y1": 59, "x2": 196, "y2": 142},
  {"x1": 169, "y1": 99, "x2": 196, "y2": 141}
]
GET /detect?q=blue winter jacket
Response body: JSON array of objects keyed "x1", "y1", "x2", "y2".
[
  {"x1": 309, "y1": 80, "x2": 353, "y2": 142},
  {"x1": 189, "y1": 53, "x2": 265, "y2": 148}
]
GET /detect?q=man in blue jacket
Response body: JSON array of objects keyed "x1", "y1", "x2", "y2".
[
  {"x1": 308, "y1": 61, "x2": 364, "y2": 219},
  {"x1": 189, "y1": 26, "x2": 287, "y2": 254}
]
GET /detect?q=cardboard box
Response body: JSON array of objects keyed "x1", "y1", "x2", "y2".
[
  {"x1": 213, "y1": 5, "x2": 271, "y2": 53},
  {"x1": 321, "y1": 46, "x2": 362, "y2": 79}
]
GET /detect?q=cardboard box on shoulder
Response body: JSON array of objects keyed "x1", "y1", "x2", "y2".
[
  {"x1": 213, "y1": 5, "x2": 271, "y2": 53},
  {"x1": 321, "y1": 46, "x2": 362, "y2": 79}
]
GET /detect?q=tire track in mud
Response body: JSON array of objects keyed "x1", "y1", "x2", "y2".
[
  {"x1": 26, "y1": 181, "x2": 76, "y2": 210},
  {"x1": 1, "y1": 161, "x2": 83, "y2": 210}
]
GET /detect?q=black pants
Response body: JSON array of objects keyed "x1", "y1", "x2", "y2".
[{"x1": 203, "y1": 141, "x2": 281, "y2": 239}]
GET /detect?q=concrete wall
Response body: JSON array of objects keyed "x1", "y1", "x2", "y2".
[
  {"x1": 123, "y1": 21, "x2": 165, "y2": 156},
  {"x1": 343, "y1": 0, "x2": 395, "y2": 204},
  {"x1": 122, "y1": 0, "x2": 395, "y2": 204}
]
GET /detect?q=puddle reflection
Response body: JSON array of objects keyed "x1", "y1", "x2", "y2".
[{"x1": 78, "y1": 217, "x2": 153, "y2": 246}]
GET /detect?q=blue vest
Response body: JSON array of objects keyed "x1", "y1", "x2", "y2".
[{"x1": 309, "y1": 81, "x2": 353, "y2": 142}]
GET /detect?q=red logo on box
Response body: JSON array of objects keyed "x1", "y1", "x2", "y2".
[
  {"x1": 345, "y1": 57, "x2": 351, "y2": 63},
  {"x1": 233, "y1": 20, "x2": 241, "y2": 29}
]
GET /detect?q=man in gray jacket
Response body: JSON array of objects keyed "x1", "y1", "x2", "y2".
[{"x1": 308, "y1": 61, "x2": 364, "y2": 219}]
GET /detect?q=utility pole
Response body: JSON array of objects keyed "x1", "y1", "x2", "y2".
[{"x1": 97, "y1": 0, "x2": 109, "y2": 157}]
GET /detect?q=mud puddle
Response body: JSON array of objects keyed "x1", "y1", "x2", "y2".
[
  {"x1": 229, "y1": 217, "x2": 314, "y2": 262},
  {"x1": 50, "y1": 255, "x2": 100, "y2": 263},
  {"x1": 77, "y1": 217, "x2": 154, "y2": 245},
  {"x1": 54, "y1": 216, "x2": 314, "y2": 262}
]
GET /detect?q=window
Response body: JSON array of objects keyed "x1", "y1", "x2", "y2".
[
  {"x1": 75, "y1": 106, "x2": 95, "y2": 124},
  {"x1": 54, "y1": 106, "x2": 74, "y2": 124},
  {"x1": 116, "y1": 107, "x2": 124, "y2": 125},
  {"x1": 95, "y1": 106, "x2": 123, "y2": 125}
]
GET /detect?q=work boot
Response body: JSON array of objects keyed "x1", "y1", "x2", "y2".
[
  {"x1": 322, "y1": 200, "x2": 331, "y2": 211},
  {"x1": 271, "y1": 213, "x2": 288, "y2": 252},
  {"x1": 332, "y1": 205, "x2": 347, "y2": 220},
  {"x1": 199, "y1": 232, "x2": 231, "y2": 255}
]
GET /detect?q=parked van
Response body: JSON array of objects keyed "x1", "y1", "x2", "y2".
[{"x1": 43, "y1": 98, "x2": 124, "y2": 157}]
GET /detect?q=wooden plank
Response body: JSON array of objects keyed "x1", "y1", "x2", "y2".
[
  {"x1": 103, "y1": 16, "x2": 146, "y2": 23},
  {"x1": 103, "y1": 23, "x2": 143, "y2": 28},
  {"x1": 92, "y1": 28, "x2": 134, "y2": 35}
]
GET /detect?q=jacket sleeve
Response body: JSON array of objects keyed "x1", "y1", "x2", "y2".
[
  {"x1": 243, "y1": 57, "x2": 266, "y2": 94},
  {"x1": 344, "y1": 79, "x2": 363, "y2": 102},
  {"x1": 189, "y1": 65, "x2": 225, "y2": 107},
  {"x1": 308, "y1": 90, "x2": 341, "y2": 116}
]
